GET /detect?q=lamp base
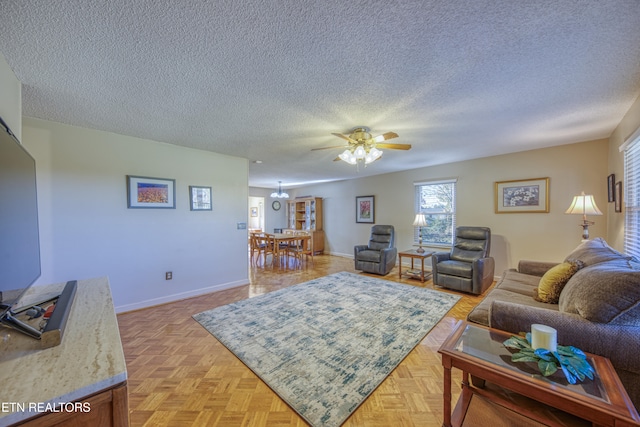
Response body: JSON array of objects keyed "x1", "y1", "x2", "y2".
[
  {"x1": 416, "y1": 246, "x2": 425, "y2": 253},
  {"x1": 580, "y1": 220, "x2": 594, "y2": 240}
]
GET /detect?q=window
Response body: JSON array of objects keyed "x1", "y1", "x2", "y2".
[
  {"x1": 414, "y1": 179, "x2": 456, "y2": 246},
  {"x1": 624, "y1": 135, "x2": 640, "y2": 259}
]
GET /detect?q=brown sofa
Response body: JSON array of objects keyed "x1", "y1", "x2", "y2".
[{"x1": 467, "y1": 238, "x2": 640, "y2": 411}]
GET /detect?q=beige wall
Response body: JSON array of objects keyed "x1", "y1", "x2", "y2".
[
  {"x1": 293, "y1": 139, "x2": 609, "y2": 276},
  {"x1": 607, "y1": 94, "x2": 640, "y2": 251}
]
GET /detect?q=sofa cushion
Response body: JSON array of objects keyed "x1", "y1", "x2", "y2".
[
  {"x1": 564, "y1": 238, "x2": 635, "y2": 266},
  {"x1": 559, "y1": 262, "x2": 640, "y2": 326},
  {"x1": 495, "y1": 270, "x2": 541, "y2": 295},
  {"x1": 466, "y1": 269, "x2": 559, "y2": 326},
  {"x1": 535, "y1": 260, "x2": 583, "y2": 304},
  {"x1": 468, "y1": 287, "x2": 560, "y2": 326}
]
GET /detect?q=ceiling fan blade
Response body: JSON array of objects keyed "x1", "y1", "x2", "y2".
[
  {"x1": 333, "y1": 157, "x2": 342, "y2": 162},
  {"x1": 332, "y1": 132, "x2": 357, "y2": 144},
  {"x1": 376, "y1": 143, "x2": 412, "y2": 150},
  {"x1": 372, "y1": 131, "x2": 399, "y2": 142},
  {"x1": 311, "y1": 145, "x2": 348, "y2": 151}
]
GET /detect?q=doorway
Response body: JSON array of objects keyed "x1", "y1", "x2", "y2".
[{"x1": 248, "y1": 196, "x2": 265, "y2": 232}]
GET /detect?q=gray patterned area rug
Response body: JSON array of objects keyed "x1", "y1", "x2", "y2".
[{"x1": 193, "y1": 271, "x2": 460, "y2": 427}]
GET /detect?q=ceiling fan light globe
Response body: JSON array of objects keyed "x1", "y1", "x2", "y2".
[
  {"x1": 370, "y1": 147, "x2": 382, "y2": 159},
  {"x1": 354, "y1": 145, "x2": 366, "y2": 159},
  {"x1": 365, "y1": 147, "x2": 382, "y2": 164},
  {"x1": 339, "y1": 149, "x2": 357, "y2": 165}
]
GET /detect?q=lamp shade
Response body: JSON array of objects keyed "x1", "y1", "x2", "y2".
[
  {"x1": 565, "y1": 192, "x2": 602, "y2": 216},
  {"x1": 413, "y1": 213, "x2": 427, "y2": 227}
]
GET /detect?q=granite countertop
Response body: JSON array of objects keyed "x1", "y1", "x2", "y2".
[{"x1": 0, "y1": 277, "x2": 127, "y2": 425}]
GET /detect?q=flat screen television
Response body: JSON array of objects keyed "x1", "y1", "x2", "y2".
[{"x1": 0, "y1": 115, "x2": 43, "y2": 338}]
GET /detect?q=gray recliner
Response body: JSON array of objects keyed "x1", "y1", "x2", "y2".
[
  {"x1": 432, "y1": 226, "x2": 495, "y2": 295},
  {"x1": 354, "y1": 225, "x2": 397, "y2": 275}
]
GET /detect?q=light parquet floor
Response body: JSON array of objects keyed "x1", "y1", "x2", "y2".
[{"x1": 117, "y1": 254, "x2": 488, "y2": 427}]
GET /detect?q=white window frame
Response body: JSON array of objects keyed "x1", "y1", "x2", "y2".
[
  {"x1": 414, "y1": 179, "x2": 457, "y2": 247},
  {"x1": 621, "y1": 129, "x2": 640, "y2": 259}
]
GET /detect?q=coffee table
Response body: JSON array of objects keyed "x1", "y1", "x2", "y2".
[
  {"x1": 438, "y1": 321, "x2": 640, "y2": 427},
  {"x1": 398, "y1": 249, "x2": 434, "y2": 282}
]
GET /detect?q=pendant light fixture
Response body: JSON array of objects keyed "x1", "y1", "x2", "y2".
[{"x1": 270, "y1": 181, "x2": 289, "y2": 199}]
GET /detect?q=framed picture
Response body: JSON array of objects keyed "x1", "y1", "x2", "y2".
[
  {"x1": 615, "y1": 181, "x2": 622, "y2": 213},
  {"x1": 494, "y1": 177, "x2": 549, "y2": 213},
  {"x1": 250, "y1": 206, "x2": 258, "y2": 217},
  {"x1": 356, "y1": 195, "x2": 375, "y2": 223},
  {"x1": 608, "y1": 174, "x2": 615, "y2": 202},
  {"x1": 127, "y1": 175, "x2": 175, "y2": 209},
  {"x1": 189, "y1": 185, "x2": 212, "y2": 211}
]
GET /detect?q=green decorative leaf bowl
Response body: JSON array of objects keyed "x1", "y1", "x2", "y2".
[{"x1": 503, "y1": 333, "x2": 595, "y2": 384}]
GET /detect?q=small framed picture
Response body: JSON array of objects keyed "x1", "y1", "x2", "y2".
[
  {"x1": 127, "y1": 175, "x2": 175, "y2": 209},
  {"x1": 615, "y1": 181, "x2": 622, "y2": 213},
  {"x1": 356, "y1": 195, "x2": 375, "y2": 223},
  {"x1": 250, "y1": 206, "x2": 258, "y2": 217},
  {"x1": 494, "y1": 177, "x2": 549, "y2": 213},
  {"x1": 189, "y1": 186, "x2": 212, "y2": 211},
  {"x1": 608, "y1": 174, "x2": 615, "y2": 203}
]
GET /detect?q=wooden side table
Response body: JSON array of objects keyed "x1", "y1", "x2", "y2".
[
  {"x1": 398, "y1": 249, "x2": 434, "y2": 282},
  {"x1": 438, "y1": 321, "x2": 640, "y2": 427}
]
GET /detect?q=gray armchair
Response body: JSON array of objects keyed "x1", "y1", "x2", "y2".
[
  {"x1": 354, "y1": 225, "x2": 397, "y2": 275},
  {"x1": 432, "y1": 226, "x2": 495, "y2": 295}
]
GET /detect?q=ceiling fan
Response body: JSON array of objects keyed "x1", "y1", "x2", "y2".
[{"x1": 312, "y1": 127, "x2": 411, "y2": 166}]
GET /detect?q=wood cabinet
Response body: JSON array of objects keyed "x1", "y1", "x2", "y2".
[
  {"x1": 286, "y1": 197, "x2": 324, "y2": 254},
  {"x1": 0, "y1": 277, "x2": 129, "y2": 427}
]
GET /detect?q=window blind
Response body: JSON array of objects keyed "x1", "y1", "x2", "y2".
[{"x1": 624, "y1": 137, "x2": 640, "y2": 259}]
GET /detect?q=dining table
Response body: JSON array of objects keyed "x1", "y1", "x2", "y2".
[{"x1": 267, "y1": 232, "x2": 312, "y2": 266}]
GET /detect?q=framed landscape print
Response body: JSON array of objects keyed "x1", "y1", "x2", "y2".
[
  {"x1": 189, "y1": 185, "x2": 212, "y2": 211},
  {"x1": 494, "y1": 177, "x2": 549, "y2": 213},
  {"x1": 127, "y1": 175, "x2": 176, "y2": 209},
  {"x1": 356, "y1": 195, "x2": 375, "y2": 223}
]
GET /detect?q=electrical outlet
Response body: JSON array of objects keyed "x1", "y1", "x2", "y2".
[{"x1": 165, "y1": 271, "x2": 172, "y2": 280}]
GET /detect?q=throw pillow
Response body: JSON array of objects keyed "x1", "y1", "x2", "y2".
[
  {"x1": 535, "y1": 261, "x2": 583, "y2": 303},
  {"x1": 564, "y1": 238, "x2": 634, "y2": 266},
  {"x1": 559, "y1": 263, "x2": 640, "y2": 326}
]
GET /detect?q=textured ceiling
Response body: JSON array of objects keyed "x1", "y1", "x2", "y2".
[{"x1": 1, "y1": 1, "x2": 640, "y2": 190}]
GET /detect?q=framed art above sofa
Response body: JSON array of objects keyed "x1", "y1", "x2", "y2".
[{"x1": 494, "y1": 177, "x2": 549, "y2": 213}]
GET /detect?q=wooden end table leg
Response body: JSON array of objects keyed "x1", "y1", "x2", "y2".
[{"x1": 442, "y1": 356, "x2": 452, "y2": 427}]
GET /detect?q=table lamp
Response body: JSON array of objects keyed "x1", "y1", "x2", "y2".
[
  {"x1": 565, "y1": 191, "x2": 602, "y2": 240},
  {"x1": 413, "y1": 213, "x2": 427, "y2": 253}
]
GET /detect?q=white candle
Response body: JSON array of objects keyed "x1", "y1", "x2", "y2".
[{"x1": 531, "y1": 324, "x2": 557, "y2": 352}]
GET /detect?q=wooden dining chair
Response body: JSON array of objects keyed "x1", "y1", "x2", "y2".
[
  {"x1": 286, "y1": 231, "x2": 313, "y2": 267},
  {"x1": 249, "y1": 232, "x2": 262, "y2": 263},
  {"x1": 252, "y1": 233, "x2": 275, "y2": 266}
]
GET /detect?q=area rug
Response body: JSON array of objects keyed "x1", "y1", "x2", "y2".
[{"x1": 193, "y1": 271, "x2": 460, "y2": 427}]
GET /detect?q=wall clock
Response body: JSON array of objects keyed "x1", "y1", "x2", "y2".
[{"x1": 272, "y1": 200, "x2": 281, "y2": 211}]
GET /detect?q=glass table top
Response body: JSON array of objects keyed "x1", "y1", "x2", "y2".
[{"x1": 453, "y1": 324, "x2": 610, "y2": 403}]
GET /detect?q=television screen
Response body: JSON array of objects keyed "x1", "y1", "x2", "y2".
[{"x1": 0, "y1": 116, "x2": 41, "y2": 318}]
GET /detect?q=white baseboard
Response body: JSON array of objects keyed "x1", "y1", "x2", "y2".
[
  {"x1": 328, "y1": 251, "x2": 353, "y2": 259},
  {"x1": 115, "y1": 279, "x2": 247, "y2": 313}
]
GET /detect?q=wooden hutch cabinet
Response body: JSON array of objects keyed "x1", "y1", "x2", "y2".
[{"x1": 286, "y1": 197, "x2": 324, "y2": 254}]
